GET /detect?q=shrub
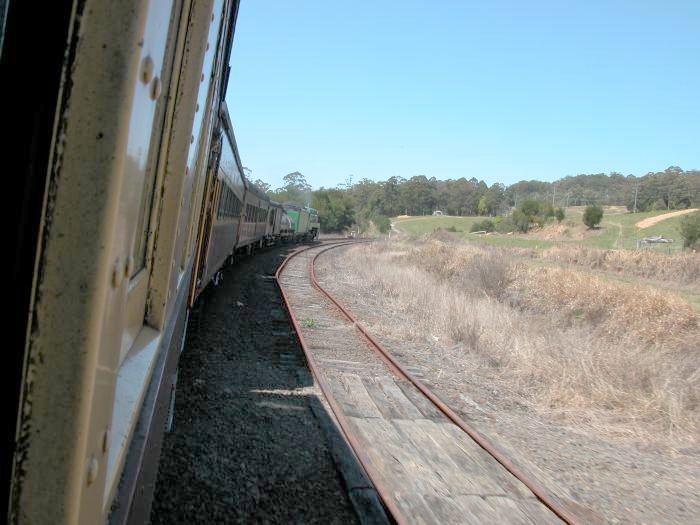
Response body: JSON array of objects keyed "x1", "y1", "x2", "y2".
[
  {"x1": 680, "y1": 212, "x2": 700, "y2": 249},
  {"x1": 539, "y1": 201, "x2": 555, "y2": 219},
  {"x1": 509, "y1": 200, "x2": 555, "y2": 232},
  {"x1": 461, "y1": 251, "x2": 512, "y2": 299},
  {"x1": 470, "y1": 220, "x2": 495, "y2": 233},
  {"x1": 555, "y1": 207, "x2": 565, "y2": 223},
  {"x1": 512, "y1": 209, "x2": 530, "y2": 233},
  {"x1": 520, "y1": 200, "x2": 540, "y2": 218},
  {"x1": 530, "y1": 214, "x2": 546, "y2": 228},
  {"x1": 371, "y1": 214, "x2": 391, "y2": 233},
  {"x1": 496, "y1": 217, "x2": 516, "y2": 234},
  {"x1": 583, "y1": 205, "x2": 603, "y2": 229}
]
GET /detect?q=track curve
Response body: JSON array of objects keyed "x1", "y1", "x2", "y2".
[{"x1": 277, "y1": 240, "x2": 581, "y2": 525}]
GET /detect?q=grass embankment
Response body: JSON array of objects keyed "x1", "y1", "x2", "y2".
[
  {"x1": 392, "y1": 216, "x2": 483, "y2": 236},
  {"x1": 393, "y1": 208, "x2": 692, "y2": 252},
  {"x1": 393, "y1": 210, "x2": 700, "y2": 309},
  {"x1": 320, "y1": 238, "x2": 700, "y2": 444}
]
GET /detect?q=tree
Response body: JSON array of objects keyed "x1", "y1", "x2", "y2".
[
  {"x1": 272, "y1": 171, "x2": 312, "y2": 205},
  {"x1": 511, "y1": 209, "x2": 530, "y2": 233},
  {"x1": 398, "y1": 175, "x2": 436, "y2": 216},
  {"x1": 554, "y1": 207, "x2": 565, "y2": 223},
  {"x1": 539, "y1": 201, "x2": 555, "y2": 219},
  {"x1": 520, "y1": 200, "x2": 540, "y2": 219},
  {"x1": 509, "y1": 199, "x2": 548, "y2": 232},
  {"x1": 484, "y1": 183, "x2": 507, "y2": 215},
  {"x1": 477, "y1": 196, "x2": 489, "y2": 216},
  {"x1": 311, "y1": 188, "x2": 355, "y2": 233},
  {"x1": 382, "y1": 176, "x2": 402, "y2": 216},
  {"x1": 680, "y1": 212, "x2": 700, "y2": 249},
  {"x1": 282, "y1": 171, "x2": 312, "y2": 192},
  {"x1": 583, "y1": 205, "x2": 603, "y2": 229},
  {"x1": 371, "y1": 214, "x2": 391, "y2": 233},
  {"x1": 252, "y1": 178, "x2": 271, "y2": 194}
]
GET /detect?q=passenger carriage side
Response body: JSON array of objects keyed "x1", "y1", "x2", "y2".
[
  {"x1": 239, "y1": 179, "x2": 270, "y2": 250},
  {"x1": 191, "y1": 103, "x2": 246, "y2": 301}
]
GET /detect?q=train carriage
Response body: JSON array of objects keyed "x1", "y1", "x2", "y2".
[
  {"x1": 191, "y1": 103, "x2": 246, "y2": 301},
  {"x1": 238, "y1": 177, "x2": 270, "y2": 250},
  {"x1": 5, "y1": 0, "x2": 325, "y2": 522},
  {"x1": 266, "y1": 201, "x2": 282, "y2": 243},
  {"x1": 268, "y1": 201, "x2": 295, "y2": 243},
  {"x1": 6, "y1": 0, "x2": 241, "y2": 523}
]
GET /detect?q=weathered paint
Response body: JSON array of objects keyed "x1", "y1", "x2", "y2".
[{"x1": 10, "y1": 0, "x2": 238, "y2": 523}]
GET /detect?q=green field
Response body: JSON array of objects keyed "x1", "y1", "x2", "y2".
[
  {"x1": 392, "y1": 216, "x2": 483, "y2": 235},
  {"x1": 393, "y1": 208, "x2": 695, "y2": 252}
]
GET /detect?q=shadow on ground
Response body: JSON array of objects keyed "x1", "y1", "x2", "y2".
[{"x1": 150, "y1": 244, "x2": 374, "y2": 523}]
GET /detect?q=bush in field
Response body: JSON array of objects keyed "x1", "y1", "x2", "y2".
[
  {"x1": 555, "y1": 207, "x2": 565, "y2": 223},
  {"x1": 371, "y1": 214, "x2": 391, "y2": 233},
  {"x1": 583, "y1": 205, "x2": 603, "y2": 229},
  {"x1": 539, "y1": 201, "x2": 555, "y2": 219},
  {"x1": 470, "y1": 220, "x2": 495, "y2": 233},
  {"x1": 496, "y1": 216, "x2": 516, "y2": 233},
  {"x1": 509, "y1": 200, "x2": 553, "y2": 232},
  {"x1": 512, "y1": 209, "x2": 530, "y2": 233},
  {"x1": 680, "y1": 212, "x2": 700, "y2": 249},
  {"x1": 520, "y1": 200, "x2": 540, "y2": 218},
  {"x1": 464, "y1": 251, "x2": 512, "y2": 299}
]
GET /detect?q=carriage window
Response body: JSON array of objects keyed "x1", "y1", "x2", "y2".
[{"x1": 129, "y1": 4, "x2": 181, "y2": 278}]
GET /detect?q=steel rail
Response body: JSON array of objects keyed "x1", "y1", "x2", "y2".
[
  {"x1": 275, "y1": 240, "x2": 408, "y2": 525},
  {"x1": 309, "y1": 242, "x2": 581, "y2": 525}
]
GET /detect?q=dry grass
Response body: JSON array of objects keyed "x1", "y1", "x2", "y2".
[
  {"x1": 518, "y1": 245, "x2": 700, "y2": 286},
  {"x1": 514, "y1": 265, "x2": 698, "y2": 345},
  {"x1": 319, "y1": 239, "x2": 700, "y2": 443}
]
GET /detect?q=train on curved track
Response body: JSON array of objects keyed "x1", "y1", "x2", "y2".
[{"x1": 5, "y1": 1, "x2": 318, "y2": 522}]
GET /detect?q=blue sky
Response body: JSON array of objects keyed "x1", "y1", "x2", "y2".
[{"x1": 226, "y1": 1, "x2": 699, "y2": 190}]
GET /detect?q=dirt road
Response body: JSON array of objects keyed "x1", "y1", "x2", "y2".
[{"x1": 635, "y1": 209, "x2": 698, "y2": 229}]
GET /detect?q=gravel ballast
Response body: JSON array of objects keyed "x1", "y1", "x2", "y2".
[{"x1": 151, "y1": 245, "x2": 359, "y2": 523}]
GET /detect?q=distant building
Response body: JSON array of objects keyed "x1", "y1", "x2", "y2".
[{"x1": 432, "y1": 210, "x2": 443, "y2": 216}]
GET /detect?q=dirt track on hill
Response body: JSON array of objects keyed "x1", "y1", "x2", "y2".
[{"x1": 635, "y1": 208, "x2": 698, "y2": 229}]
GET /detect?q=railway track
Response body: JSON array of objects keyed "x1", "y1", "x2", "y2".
[{"x1": 276, "y1": 240, "x2": 581, "y2": 525}]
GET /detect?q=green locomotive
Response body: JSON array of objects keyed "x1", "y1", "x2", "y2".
[{"x1": 283, "y1": 204, "x2": 320, "y2": 240}]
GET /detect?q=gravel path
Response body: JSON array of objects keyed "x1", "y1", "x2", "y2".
[
  {"x1": 316, "y1": 244, "x2": 700, "y2": 525},
  {"x1": 151, "y1": 245, "x2": 359, "y2": 524}
]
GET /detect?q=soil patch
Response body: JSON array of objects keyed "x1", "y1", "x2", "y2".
[{"x1": 635, "y1": 209, "x2": 698, "y2": 229}]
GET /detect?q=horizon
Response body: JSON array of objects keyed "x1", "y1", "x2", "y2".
[
  {"x1": 281, "y1": 165, "x2": 699, "y2": 192},
  {"x1": 226, "y1": 1, "x2": 699, "y2": 191}
]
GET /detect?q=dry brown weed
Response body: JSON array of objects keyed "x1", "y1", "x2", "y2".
[{"x1": 319, "y1": 239, "x2": 700, "y2": 443}]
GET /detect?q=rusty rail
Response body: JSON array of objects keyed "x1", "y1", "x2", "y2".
[
  {"x1": 275, "y1": 240, "x2": 408, "y2": 525},
  {"x1": 277, "y1": 240, "x2": 581, "y2": 525}
]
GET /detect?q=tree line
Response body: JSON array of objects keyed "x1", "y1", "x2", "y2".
[{"x1": 248, "y1": 166, "x2": 700, "y2": 234}]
